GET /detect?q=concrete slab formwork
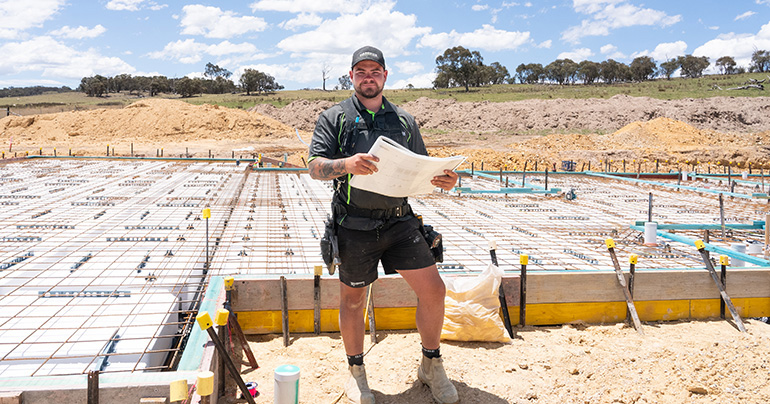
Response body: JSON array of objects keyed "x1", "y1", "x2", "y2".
[{"x1": 0, "y1": 159, "x2": 768, "y2": 395}]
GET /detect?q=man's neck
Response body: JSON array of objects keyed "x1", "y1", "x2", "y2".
[{"x1": 354, "y1": 93, "x2": 383, "y2": 112}]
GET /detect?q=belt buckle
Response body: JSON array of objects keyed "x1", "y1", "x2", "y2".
[{"x1": 394, "y1": 206, "x2": 403, "y2": 217}]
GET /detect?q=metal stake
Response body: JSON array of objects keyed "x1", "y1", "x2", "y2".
[
  {"x1": 605, "y1": 239, "x2": 644, "y2": 335},
  {"x1": 489, "y1": 241, "x2": 514, "y2": 339},
  {"x1": 694, "y1": 241, "x2": 746, "y2": 332}
]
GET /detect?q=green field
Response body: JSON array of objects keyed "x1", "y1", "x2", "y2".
[{"x1": 2, "y1": 72, "x2": 768, "y2": 115}]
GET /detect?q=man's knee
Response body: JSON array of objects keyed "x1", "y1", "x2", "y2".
[{"x1": 340, "y1": 286, "x2": 368, "y2": 310}]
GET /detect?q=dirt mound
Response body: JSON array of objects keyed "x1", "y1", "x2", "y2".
[
  {"x1": 248, "y1": 99, "x2": 336, "y2": 132},
  {"x1": 0, "y1": 98, "x2": 304, "y2": 157},
  {"x1": 402, "y1": 95, "x2": 770, "y2": 134}
]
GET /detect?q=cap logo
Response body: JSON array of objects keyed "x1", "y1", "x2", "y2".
[{"x1": 358, "y1": 51, "x2": 378, "y2": 59}]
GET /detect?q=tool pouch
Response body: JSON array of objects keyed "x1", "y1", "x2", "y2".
[
  {"x1": 320, "y1": 215, "x2": 340, "y2": 274},
  {"x1": 421, "y1": 224, "x2": 444, "y2": 263}
]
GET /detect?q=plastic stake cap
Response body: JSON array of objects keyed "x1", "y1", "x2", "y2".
[
  {"x1": 224, "y1": 276, "x2": 234, "y2": 291},
  {"x1": 202, "y1": 208, "x2": 211, "y2": 219},
  {"x1": 605, "y1": 238, "x2": 616, "y2": 249},
  {"x1": 719, "y1": 255, "x2": 729, "y2": 266},
  {"x1": 629, "y1": 254, "x2": 638, "y2": 265},
  {"x1": 169, "y1": 379, "x2": 188, "y2": 402},
  {"x1": 196, "y1": 311, "x2": 213, "y2": 331},
  {"x1": 520, "y1": 254, "x2": 529, "y2": 265},
  {"x1": 215, "y1": 308, "x2": 229, "y2": 326},
  {"x1": 694, "y1": 239, "x2": 705, "y2": 250},
  {"x1": 197, "y1": 371, "x2": 215, "y2": 396}
]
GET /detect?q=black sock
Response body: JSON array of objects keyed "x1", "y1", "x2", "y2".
[
  {"x1": 422, "y1": 346, "x2": 441, "y2": 359},
  {"x1": 347, "y1": 353, "x2": 364, "y2": 366}
]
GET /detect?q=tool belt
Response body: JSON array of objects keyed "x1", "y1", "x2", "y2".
[{"x1": 333, "y1": 203, "x2": 412, "y2": 220}]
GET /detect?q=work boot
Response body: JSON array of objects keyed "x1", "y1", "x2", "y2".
[
  {"x1": 418, "y1": 356, "x2": 459, "y2": 404},
  {"x1": 344, "y1": 364, "x2": 375, "y2": 404}
]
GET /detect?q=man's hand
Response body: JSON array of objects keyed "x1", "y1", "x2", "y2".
[
  {"x1": 308, "y1": 154, "x2": 379, "y2": 181},
  {"x1": 431, "y1": 169, "x2": 458, "y2": 191},
  {"x1": 345, "y1": 153, "x2": 379, "y2": 176}
]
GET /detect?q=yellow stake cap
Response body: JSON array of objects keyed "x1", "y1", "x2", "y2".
[
  {"x1": 169, "y1": 379, "x2": 188, "y2": 402},
  {"x1": 694, "y1": 239, "x2": 705, "y2": 250},
  {"x1": 520, "y1": 254, "x2": 529, "y2": 265},
  {"x1": 224, "y1": 276, "x2": 234, "y2": 291},
  {"x1": 214, "y1": 308, "x2": 229, "y2": 326},
  {"x1": 314, "y1": 265, "x2": 323, "y2": 276},
  {"x1": 605, "y1": 238, "x2": 616, "y2": 249},
  {"x1": 202, "y1": 208, "x2": 211, "y2": 219},
  {"x1": 719, "y1": 255, "x2": 729, "y2": 266},
  {"x1": 197, "y1": 371, "x2": 215, "y2": 397},
  {"x1": 629, "y1": 254, "x2": 638, "y2": 265},
  {"x1": 196, "y1": 311, "x2": 213, "y2": 331}
]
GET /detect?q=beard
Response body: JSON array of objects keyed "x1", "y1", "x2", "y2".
[{"x1": 354, "y1": 81, "x2": 383, "y2": 99}]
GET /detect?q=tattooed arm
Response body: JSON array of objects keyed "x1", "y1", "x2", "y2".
[{"x1": 308, "y1": 154, "x2": 380, "y2": 181}]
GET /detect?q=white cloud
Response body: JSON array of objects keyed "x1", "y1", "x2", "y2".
[
  {"x1": 557, "y1": 48, "x2": 593, "y2": 61},
  {"x1": 600, "y1": 43, "x2": 625, "y2": 59},
  {"x1": 390, "y1": 72, "x2": 436, "y2": 89},
  {"x1": 106, "y1": 0, "x2": 166, "y2": 12},
  {"x1": 631, "y1": 40, "x2": 687, "y2": 62},
  {"x1": 277, "y1": 2, "x2": 429, "y2": 61},
  {"x1": 180, "y1": 5, "x2": 268, "y2": 39},
  {"x1": 147, "y1": 39, "x2": 259, "y2": 64},
  {"x1": 537, "y1": 39, "x2": 552, "y2": 49},
  {"x1": 0, "y1": 0, "x2": 65, "y2": 39},
  {"x1": 279, "y1": 13, "x2": 323, "y2": 31},
  {"x1": 419, "y1": 24, "x2": 531, "y2": 52},
  {"x1": 0, "y1": 36, "x2": 134, "y2": 80},
  {"x1": 472, "y1": 4, "x2": 489, "y2": 11},
  {"x1": 562, "y1": 1, "x2": 681, "y2": 44},
  {"x1": 394, "y1": 61, "x2": 423, "y2": 75},
  {"x1": 250, "y1": 0, "x2": 367, "y2": 14},
  {"x1": 735, "y1": 11, "x2": 756, "y2": 21},
  {"x1": 50, "y1": 25, "x2": 107, "y2": 39},
  {"x1": 709, "y1": 26, "x2": 719, "y2": 30},
  {"x1": 693, "y1": 22, "x2": 770, "y2": 70}
]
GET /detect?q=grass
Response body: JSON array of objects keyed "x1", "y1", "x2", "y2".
[{"x1": 1, "y1": 72, "x2": 769, "y2": 115}]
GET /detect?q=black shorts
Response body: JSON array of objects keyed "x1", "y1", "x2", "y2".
[{"x1": 337, "y1": 216, "x2": 436, "y2": 288}]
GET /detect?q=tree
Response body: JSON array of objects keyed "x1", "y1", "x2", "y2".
[
  {"x1": 599, "y1": 59, "x2": 627, "y2": 84},
  {"x1": 338, "y1": 74, "x2": 352, "y2": 90},
  {"x1": 577, "y1": 60, "x2": 600, "y2": 84},
  {"x1": 545, "y1": 59, "x2": 578, "y2": 84},
  {"x1": 677, "y1": 55, "x2": 710, "y2": 78},
  {"x1": 715, "y1": 56, "x2": 737, "y2": 75},
  {"x1": 750, "y1": 50, "x2": 770, "y2": 73},
  {"x1": 204, "y1": 62, "x2": 232, "y2": 79},
  {"x1": 629, "y1": 56, "x2": 657, "y2": 81},
  {"x1": 149, "y1": 76, "x2": 170, "y2": 96},
  {"x1": 434, "y1": 46, "x2": 484, "y2": 91},
  {"x1": 240, "y1": 68, "x2": 283, "y2": 95},
  {"x1": 176, "y1": 77, "x2": 202, "y2": 97},
  {"x1": 659, "y1": 58, "x2": 679, "y2": 80},
  {"x1": 322, "y1": 63, "x2": 332, "y2": 91},
  {"x1": 487, "y1": 62, "x2": 510, "y2": 85},
  {"x1": 515, "y1": 63, "x2": 544, "y2": 84},
  {"x1": 79, "y1": 75, "x2": 108, "y2": 97}
]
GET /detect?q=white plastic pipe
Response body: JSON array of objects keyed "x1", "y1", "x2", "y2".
[{"x1": 644, "y1": 222, "x2": 657, "y2": 246}]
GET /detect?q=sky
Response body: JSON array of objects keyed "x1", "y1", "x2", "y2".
[{"x1": 1, "y1": 0, "x2": 770, "y2": 90}]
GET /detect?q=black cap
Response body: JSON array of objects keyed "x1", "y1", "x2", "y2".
[{"x1": 351, "y1": 46, "x2": 385, "y2": 69}]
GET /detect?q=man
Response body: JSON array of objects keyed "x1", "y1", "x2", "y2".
[{"x1": 308, "y1": 46, "x2": 460, "y2": 404}]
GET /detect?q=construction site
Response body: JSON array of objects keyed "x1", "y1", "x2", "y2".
[{"x1": 1, "y1": 98, "x2": 770, "y2": 404}]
